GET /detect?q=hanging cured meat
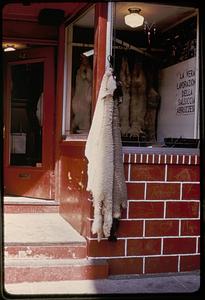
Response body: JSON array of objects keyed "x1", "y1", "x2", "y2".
[
  {"x1": 71, "y1": 55, "x2": 92, "y2": 133},
  {"x1": 119, "y1": 56, "x2": 131, "y2": 136},
  {"x1": 128, "y1": 63, "x2": 147, "y2": 137}
]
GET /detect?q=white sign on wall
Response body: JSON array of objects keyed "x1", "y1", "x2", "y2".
[
  {"x1": 176, "y1": 61, "x2": 196, "y2": 115},
  {"x1": 157, "y1": 57, "x2": 196, "y2": 142}
]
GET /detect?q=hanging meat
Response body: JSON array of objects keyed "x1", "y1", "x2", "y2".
[
  {"x1": 128, "y1": 63, "x2": 147, "y2": 137},
  {"x1": 71, "y1": 55, "x2": 92, "y2": 133},
  {"x1": 144, "y1": 67, "x2": 161, "y2": 142},
  {"x1": 119, "y1": 56, "x2": 131, "y2": 136}
]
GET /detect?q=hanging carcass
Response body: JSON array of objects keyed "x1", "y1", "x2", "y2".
[
  {"x1": 119, "y1": 56, "x2": 131, "y2": 136},
  {"x1": 71, "y1": 55, "x2": 92, "y2": 134},
  {"x1": 128, "y1": 62, "x2": 147, "y2": 137},
  {"x1": 144, "y1": 67, "x2": 161, "y2": 142}
]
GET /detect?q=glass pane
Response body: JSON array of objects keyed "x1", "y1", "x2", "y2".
[
  {"x1": 112, "y1": 2, "x2": 199, "y2": 148},
  {"x1": 64, "y1": 7, "x2": 94, "y2": 137},
  {"x1": 10, "y1": 62, "x2": 44, "y2": 166}
]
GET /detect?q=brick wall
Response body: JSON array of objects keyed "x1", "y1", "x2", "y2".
[{"x1": 86, "y1": 153, "x2": 200, "y2": 275}]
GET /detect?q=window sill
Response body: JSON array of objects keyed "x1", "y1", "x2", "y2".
[{"x1": 122, "y1": 146, "x2": 199, "y2": 156}]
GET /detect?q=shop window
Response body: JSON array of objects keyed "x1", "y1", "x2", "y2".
[
  {"x1": 62, "y1": 6, "x2": 94, "y2": 140},
  {"x1": 111, "y1": 2, "x2": 199, "y2": 148}
]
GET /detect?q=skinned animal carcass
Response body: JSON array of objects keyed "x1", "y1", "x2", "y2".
[
  {"x1": 128, "y1": 63, "x2": 147, "y2": 137},
  {"x1": 144, "y1": 87, "x2": 161, "y2": 142},
  {"x1": 71, "y1": 55, "x2": 92, "y2": 133},
  {"x1": 119, "y1": 56, "x2": 131, "y2": 136}
]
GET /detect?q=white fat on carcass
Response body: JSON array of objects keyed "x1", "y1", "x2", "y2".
[{"x1": 71, "y1": 55, "x2": 92, "y2": 133}]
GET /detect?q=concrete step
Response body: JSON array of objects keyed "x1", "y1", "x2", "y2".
[
  {"x1": 4, "y1": 196, "x2": 59, "y2": 213},
  {"x1": 3, "y1": 212, "x2": 108, "y2": 283},
  {"x1": 4, "y1": 258, "x2": 109, "y2": 283},
  {"x1": 5, "y1": 242, "x2": 87, "y2": 260}
]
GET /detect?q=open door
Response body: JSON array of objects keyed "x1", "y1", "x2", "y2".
[{"x1": 3, "y1": 47, "x2": 55, "y2": 199}]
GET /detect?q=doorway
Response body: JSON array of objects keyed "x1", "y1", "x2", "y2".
[{"x1": 3, "y1": 47, "x2": 56, "y2": 199}]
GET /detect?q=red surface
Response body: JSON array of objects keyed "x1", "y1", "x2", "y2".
[
  {"x1": 181, "y1": 220, "x2": 200, "y2": 236},
  {"x1": 5, "y1": 244, "x2": 86, "y2": 259},
  {"x1": 146, "y1": 183, "x2": 180, "y2": 200},
  {"x1": 3, "y1": 2, "x2": 85, "y2": 21},
  {"x1": 5, "y1": 262, "x2": 108, "y2": 283},
  {"x1": 127, "y1": 183, "x2": 145, "y2": 200},
  {"x1": 163, "y1": 238, "x2": 196, "y2": 254},
  {"x1": 58, "y1": 144, "x2": 89, "y2": 235},
  {"x1": 117, "y1": 220, "x2": 143, "y2": 237},
  {"x1": 145, "y1": 256, "x2": 178, "y2": 274},
  {"x1": 129, "y1": 202, "x2": 164, "y2": 218},
  {"x1": 4, "y1": 204, "x2": 59, "y2": 213},
  {"x1": 130, "y1": 164, "x2": 165, "y2": 181},
  {"x1": 182, "y1": 183, "x2": 200, "y2": 200},
  {"x1": 87, "y1": 240, "x2": 125, "y2": 257},
  {"x1": 166, "y1": 201, "x2": 199, "y2": 218},
  {"x1": 145, "y1": 220, "x2": 179, "y2": 237},
  {"x1": 127, "y1": 239, "x2": 161, "y2": 256},
  {"x1": 167, "y1": 165, "x2": 200, "y2": 182},
  {"x1": 108, "y1": 258, "x2": 143, "y2": 275},
  {"x1": 92, "y1": 3, "x2": 107, "y2": 110},
  {"x1": 180, "y1": 255, "x2": 200, "y2": 272}
]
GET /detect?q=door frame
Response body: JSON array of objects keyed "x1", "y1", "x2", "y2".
[{"x1": 3, "y1": 47, "x2": 56, "y2": 199}]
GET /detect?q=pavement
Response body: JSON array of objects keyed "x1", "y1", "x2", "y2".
[{"x1": 4, "y1": 271, "x2": 201, "y2": 296}]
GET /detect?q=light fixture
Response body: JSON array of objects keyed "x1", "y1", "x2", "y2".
[
  {"x1": 124, "y1": 8, "x2": 144, "y2": 28},
  {"x1": 4, "y1": 45, "x2": 16, "y2": 52}
]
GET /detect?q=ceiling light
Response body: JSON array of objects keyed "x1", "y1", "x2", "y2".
[
  {"x1": 124, "y1": 8, "x2": 144, "y2": 28},
  {"x1": 83, "y1": 49, "x2": 94, "y2": 57},
  {"x1": 4, "y1": 45, "x2": 16, "y2": 52}
]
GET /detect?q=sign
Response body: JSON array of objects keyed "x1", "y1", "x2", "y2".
[{"x1": 176, "y1": 58, "x2": 196, "y2": 115}]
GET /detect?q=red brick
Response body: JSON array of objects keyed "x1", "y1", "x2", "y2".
[
  {"x1": 145, "y1": 256, "x2": 178, "y2": 274},
  {"x1": 108, "y1": 257, "x2": 143, "y2": 275},
  {"x1": 118, "y1": 220, "x2": 143, "y2": 237},
  {"x1": 146, "y1": 183, "x2": 180, "y2": 200},
  {"x1": 198, "y1": 237, "x2": 200, "y2": 253},
  {"x1": 180, "y1": 255, "x2": 200, "y2": 271},
  {"x1": 166, "y1": 201, "x2": 199, "y2": 218},
  {"x1": 124, "y1": 164, "x2": 129, "y2": 181},
  {"x1": 129, "y1": 202, "x2": 164, "y2": 218},
  {"x1": 123, "y1": 153, "x2": 129, "y2": 163},
  {"x1": 171, "y1": 155, "x2": 178, "y2": 164},
  {"x1": 182, "y1": 183, "x2": 200, "y2": 200},
  {"x1": 145, "y1": 220, "x2": 179, "y2": 237},
  {"x1": 167, "y1": 165, "x2": 200, "y2": 182},
  {"x1": 130, "y1": 164, "x2": 165, "y2": 181},
  {"x1": 178, "y1": 155, "x2": 184, "y2": 164},
  {"x1": 181, "y1": 220, "x2": 200, "y2": 236},
  {"x1": 127, "y1": 183, "x2": 144, "y2": 200},
  {"x1": 121, "y1": 207, "x2": 127, "y2": 219},
  {"x1": 130, "y1": 154, "x2": 135, "y2": 163},
  {"x1": 87, "y1": 240, "x2": 125, "y2": 257},
  {"x1": 135, "y1": 154, "x2": 142, "y2": 163},
  {"x1": 127, "y1": 239, "x2": 161, "y2": 255},
  {"x1": 154, "y1": 155, "x2": 159, "y2": 164},
  {"x1": 163, "y1": 238, "x2": 196, "y2": 254}
]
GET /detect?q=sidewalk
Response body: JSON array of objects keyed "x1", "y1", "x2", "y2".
[{"x1": 4, "y1": 271, "x2": 200, "y2": 295}]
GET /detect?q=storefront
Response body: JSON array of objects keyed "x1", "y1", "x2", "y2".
[{"x1": 3, "y1": 1, "x2": 202, "y2": 277}]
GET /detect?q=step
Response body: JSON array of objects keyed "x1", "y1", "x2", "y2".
[
  {"x1": 4, "y1": 258, "x2": 109, "y2": 283},
  {"x1": 4, "y1": 196, "x2": 59, "y2": 213},
  {"x1": 4, "y1": 213, "x2": 85, "y2": 244},
  {"x1": 5, "y1": 243, "x2": 87, "y2": 260},
  {"x1": 4, "y1": 213, "x2": 87, "y2": 258}
]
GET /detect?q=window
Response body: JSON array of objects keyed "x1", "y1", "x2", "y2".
[
  {"x1": 111, "y1": 2, "x2": 199, "y2": 148},
  {"x1": 62, "y1": 6, "x2": 94, "y2": 140}
]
